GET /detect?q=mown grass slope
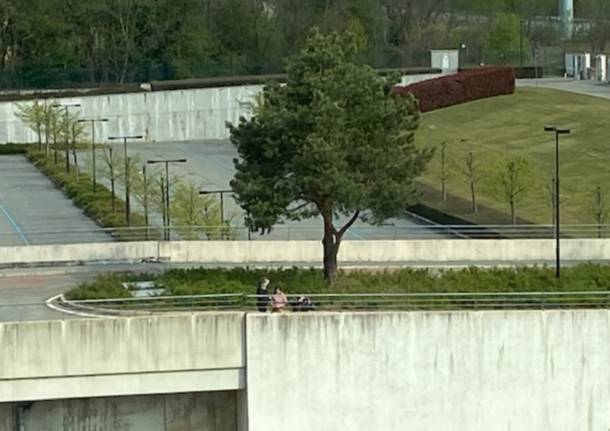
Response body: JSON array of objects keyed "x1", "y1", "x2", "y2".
[{"x1": 417, "y1": 87, "x2": 610, "y2": 225}]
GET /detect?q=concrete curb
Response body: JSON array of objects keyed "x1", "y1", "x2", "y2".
[{"x1": 46, "y1": 294, "x2": 112, "y2": 319}]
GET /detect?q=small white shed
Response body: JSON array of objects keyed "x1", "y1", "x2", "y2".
[
  {"x1": 430, "y1": 50, "x2": 459, "y2": 73},
  {"x1": 595, "y1": 55, "x2": 607, "y2": 82},
  {"x1": 565, "y1": 52, "x2": 591, "y2": 79}
]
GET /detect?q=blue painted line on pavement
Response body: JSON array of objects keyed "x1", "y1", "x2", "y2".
[{"x1": 0, "y1": 199, "x2": 30, "y2": 246}]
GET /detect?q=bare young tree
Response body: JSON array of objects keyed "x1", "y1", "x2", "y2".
[
  {"x1": 170, "y1": 180, "x2": 210, "y2": 240},
  {"x1": 544, "y1": 176, "x2": 556, "y2": 225},
  {"x1": 438, "y1": 141, "x2": 450, "y2": 201},
  {"x1": 68, "y1": 118, "x2": 87, "y2": 179},
  {"x1": 592, "y1": 186, "x2": 608, "y2": 238},
  {"x1": 150, "y1": 171, "x2": 183, "y2": 240},
  {"x1": 455, "y1": 151, "x2": 481, "y2": 213},
  {"x1": 43, "y1": 103, "x2": 62, "y2": 157},
  {"x1": 489, "y1": 158, "x2": 531, "y2": 225},
  {"x1": 99, "y1": 146, "x2": 123, "y2": 212},
  {"x1": 131, "y1": 163, "x2": 160, "y2": 239},
  {"x1": 15, "y1": 100, "x2": 45, "y2": 149}
]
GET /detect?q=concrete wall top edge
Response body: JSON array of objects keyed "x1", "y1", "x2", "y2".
[{"x1": 0, "y1": 312, "x2": 246, "y2": 380}]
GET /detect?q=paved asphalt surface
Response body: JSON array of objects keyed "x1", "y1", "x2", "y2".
[
  {"x1": 88, "y1": 139, "x2": 443, "y2": 241},
  {"x1": 0, "y1": 155, "x2": 111, "y2": 246},
  {"x1": 0, "y1": 263, "x2": 175, "y2": 322},
  {"x1": 517, "y1": 77, "x2": 610, "y2": 100}
]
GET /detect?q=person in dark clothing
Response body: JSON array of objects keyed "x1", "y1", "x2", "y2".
[
  {"x1": 292, "y1": 296, "x2": 315, "y2": 312},
  {"x1": 256, "y1": 277, "x2": 270, "y2": 312}
]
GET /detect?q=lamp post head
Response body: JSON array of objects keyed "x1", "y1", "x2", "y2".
[
  {"x1": 80, "y1": 118, "x2": 109, "y2": 123},
  {"x1": 556, "y1": 128, "x2": 571, "y2": 135},
  {"x1": 108, "y1": 135, "x2": 143, "y2": 142},
  {"x1": 147, "y1": 159, "x2": 187, "y2": 165},
  {"x1": 544, "y1": 126, "x2": 557, "y2": 132},
  {"x1": 199, "y1": 189, "x2": 232, "y2": 195}
]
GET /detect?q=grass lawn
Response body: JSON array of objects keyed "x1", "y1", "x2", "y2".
[{"x1": 416, "y1": 87, "x2": 610, "y2": 225}]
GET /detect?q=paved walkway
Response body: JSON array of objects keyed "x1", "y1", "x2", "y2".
[
  {"x1": 0, "y1": 155, "x2": 111, "y2": 246},
  {"x1": 85, "y1": 140, "x2": 446, "y2": 240},
  {"x1": 517, "y1": 77, "x2": 610, "y2": 100}
]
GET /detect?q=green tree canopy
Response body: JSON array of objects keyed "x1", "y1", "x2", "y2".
[
  {"x1": 485, "y1": 13, "x2": 531, "y2": 64},
  {"x1": 229, "y1": 28, "x2": 433, "y2": 281}
]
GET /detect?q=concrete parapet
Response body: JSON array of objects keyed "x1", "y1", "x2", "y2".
[
  {"x1": 1, "y1": 239, "x2": 610, "y2": 267},
  {"x1": 0, "y1": 313, "x2": 245, "y2": 402},
  {"x1": 245, "y1": 310, "x2": 610, "y2": 431}
]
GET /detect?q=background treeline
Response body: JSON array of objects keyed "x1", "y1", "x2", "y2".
[{"x1": 0, "y1": 0, "x2": 608, "y2": 88}]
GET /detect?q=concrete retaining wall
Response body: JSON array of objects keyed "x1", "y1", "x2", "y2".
[
  {"x1": 245, "y1": 310, "x2": 610, "y2": 431},
  {"x1": 0, "y1": 313, "x2": 245, "y2": 402},
  {"x1": 0, "y1": 241, "x2": 159, "y2": 265},
  {"x1": 0, "y1": 391, "x2": 237, "y2": 431},
  {"x1": 0, "y1": 73, "x2": 442, "y2": 144},
  {"x1": 2, "y1": 309, "x2": 610, "y2": 429},
  {"x1": 1, "y1": 239, "x2": 610, "y2": 266},
  {"x1": 0, "y1": 85, "x2": 262, "y2": 143}
]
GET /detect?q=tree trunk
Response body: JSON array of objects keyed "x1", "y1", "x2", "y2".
[
  {"x1": 36, "y1": 123, "x2": 41, "y2": 151},
  {"x1": 322, "y1": 213, "x2": 338, "y2": 282},
  {"x1": 322, "y1": 223, "x2": 340, "y2": 283},
  {"x1": 144, "y1": 200, "x2": 149, "y2": 240},
  {"x1": 73, "y1": 150, "x2": 79, "y2": 181},
  {"x1": 510, "y1": 199, "x2": 516, "y2": 225},
  {"x1": 321, "y1": 210, "x2": 360, "y2": 283},
  {"x1": 111, "y1": 178, "x2": 116, "y2": 212},
  {"x1": 470, "y1": 181, "x2": 477, "y2": 213},
  {"x1": 45, "y1": 121, "x2": 50, "y2": 157}
]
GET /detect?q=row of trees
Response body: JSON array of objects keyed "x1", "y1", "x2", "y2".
[
  {"x1": 17, "y1": 101, "x2": 233, "y2": 241},
  {"x1": 1, "y1": 0, "x2": 610, "y2": 87},
  {"x1": 98, "y1": 148, "x2": 233, "y2": 240},
  {"x1": 437, "y1": 144, "x2": 609, "y2": 230}
]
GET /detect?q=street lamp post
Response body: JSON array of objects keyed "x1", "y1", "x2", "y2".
[
  {"x1": 519, "y1": 18, "x2": 524, "y2": 66},
  {"x1": 147, "y1": 159, "x2": 187, "y2": 240},
  {"x1": 52, "y1": 103, "x2": 81, "y2": 174},
  {"x1": 78, "y1": 118, "x2": 109, "y2": 192},
  {"x1": 140, "y1": 164, "x2": 151, "y2": 240},
  {"x1": 109, "y1": 135, "x2": 143, "y2": 226},
  {"x1": 544, "y1": 126, "x2": 571, "y2": 279},
  {"x1": 199, "y1": 189, "x2": 232, "y2": 226},
  {"x1": 459, "y1": 43, "x2": 468, "y2": 68}
]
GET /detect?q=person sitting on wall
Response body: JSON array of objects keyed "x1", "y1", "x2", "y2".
[
  {"x1": 256, "y1": 277, "x2": 270, "y2": 312},
  {"x1": 271, "y1": 286, "x2": 288, "y2": 312}
]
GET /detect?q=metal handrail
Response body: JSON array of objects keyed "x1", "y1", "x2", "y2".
[
  {"x1": 56, "y1": 291, "x2": 610, "y2": 314},
  {"x1": 3, "y1": 223, "x2": 610, "y2": 245}
]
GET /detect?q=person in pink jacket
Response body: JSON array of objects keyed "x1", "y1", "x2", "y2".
[{"x1": 271, "y1": 286, "x2": 288, "y2": 312}]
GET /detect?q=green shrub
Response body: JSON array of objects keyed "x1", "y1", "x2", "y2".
[
  {"x1": 65, "y1": 274, "x2": 132, "y2": 300},
  {"x1": 70, "y1": 264, "x2": 610, "y2": 300},
  {"x1": 0, "y1": 143, "x2": 31, "y2": 155}
]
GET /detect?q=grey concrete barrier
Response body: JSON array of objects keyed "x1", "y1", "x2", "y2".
[
  {"x1": 0, "y1": 72, "x2": 446, "y2": 144},
  {"x1": 0, "y1": 241, "x2": 159, "y2": 266},
  {"x1": 245, "y1": 310, "x2": 610, "y2": 430},
  {"x1": 0, "y1": 239, "x2": 609, "y2": 267},
  {"x1": 0, "y1": 313, "x2": 245, "y2": 402}
]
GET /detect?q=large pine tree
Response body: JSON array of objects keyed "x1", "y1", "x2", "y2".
[{"x1": 229, "y1": 28, "x2": 433, "y2": 281}]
